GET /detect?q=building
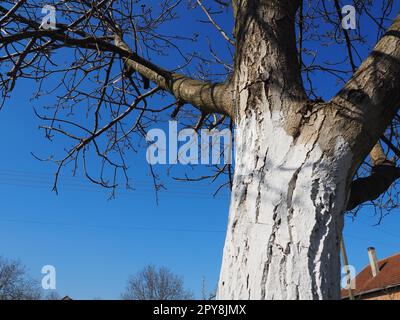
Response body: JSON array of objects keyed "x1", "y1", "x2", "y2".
[{"x1": 342, "y1": 248, "x2": 400, "y2": 300}]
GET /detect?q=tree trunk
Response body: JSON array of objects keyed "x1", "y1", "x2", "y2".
[
  {"x1": 217, "y1": 111, "x2": 353, "y2": 299},
  {"x1": 217, "y1": 0, "x2": 356, "y2": 300}
]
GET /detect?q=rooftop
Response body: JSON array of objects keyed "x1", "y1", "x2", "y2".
[{"x1": 342, "y1": 252, "x2": 400, "y2": 298}]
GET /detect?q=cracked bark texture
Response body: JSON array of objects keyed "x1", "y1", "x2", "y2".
[
  {"x1": 217, "y1": 1, "x2": 400, "y2": 300},
  {"x1": 217, "y1": 109, "x2": 351, "y2": 299}
]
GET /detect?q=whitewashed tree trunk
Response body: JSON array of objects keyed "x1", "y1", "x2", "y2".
[
  {"x1": 214, "y1": 5, "x2": 400, "y2": 298},
  {"x1": 216, "y1": 1, "x2": 351, "y2": 300},
  {"x1": 217, "y1": 111, "x2": 353, "y2": 300}
]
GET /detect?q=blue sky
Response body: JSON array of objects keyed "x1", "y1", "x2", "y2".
[{"x1": 1, "y1": 1, "x2": 400, "y2": 299}]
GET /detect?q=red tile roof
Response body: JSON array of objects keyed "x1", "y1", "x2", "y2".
[{"x1": 342, "y1": 252, "x2": 400, "y2": 298}]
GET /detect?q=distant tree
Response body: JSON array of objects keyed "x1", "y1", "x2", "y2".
[
  {"x1": 0, "y1": 256, "x2": 41, "y2": 300},
  {"x1": 122, "y1": 265, "x2": 193, "y2": 300}
]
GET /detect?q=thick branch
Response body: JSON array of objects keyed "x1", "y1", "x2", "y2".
[
  {"x1": 347, "y1": 162, "x2": 400, "y2": 211},
  {"x1": 113, "y1": 35, "x2": 233, "y2": 117},
  {"x1": 332, "y1": 13, "x2": 400, "y2": 164},
  {"x1": 328, "y1": 13, "x2": 400, "y2": 211}
]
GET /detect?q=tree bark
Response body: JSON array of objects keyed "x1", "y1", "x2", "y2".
[
  {"x1": 217, "y1": 1, "x2": 400, "y2": 300},
  {"x1": 217, "y1": 109, "x2": 352, "y2": 299},
  {"x1": 217, "y1": 0, "x2": 352, "y2": 300}
]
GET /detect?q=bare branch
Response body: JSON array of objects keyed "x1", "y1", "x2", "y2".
[{"x1": 196, "y1": 0, "x2": 235, "y2": 45}]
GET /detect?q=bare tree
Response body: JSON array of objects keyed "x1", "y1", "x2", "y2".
[
  {"x1": 2, "y1": 0, "x2": 400, "y2": 299},
  {"x1": 0, "y1": 256, "x2": 41, "y2": 300},
  {"x1": 121, "y1": 265, "x2": 193, "y2": 300}
]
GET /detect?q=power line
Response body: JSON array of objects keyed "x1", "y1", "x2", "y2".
[
  {"x1": 0, "y1": 217, "x2": 226, "y2": 234},
  {"x1": 0, "y1": 169, "x2": 219, "y2": 189},
  {"x1": 0, "y1": 181, "x2": 229, "y2": 200},
  {"x1": 0, "y1": 170, "x2": 231, "y2": 199}
]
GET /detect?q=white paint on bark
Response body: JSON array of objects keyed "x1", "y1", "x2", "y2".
[{"x1": 217, "y1": 111, "x2": 353, "y2": 300}]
